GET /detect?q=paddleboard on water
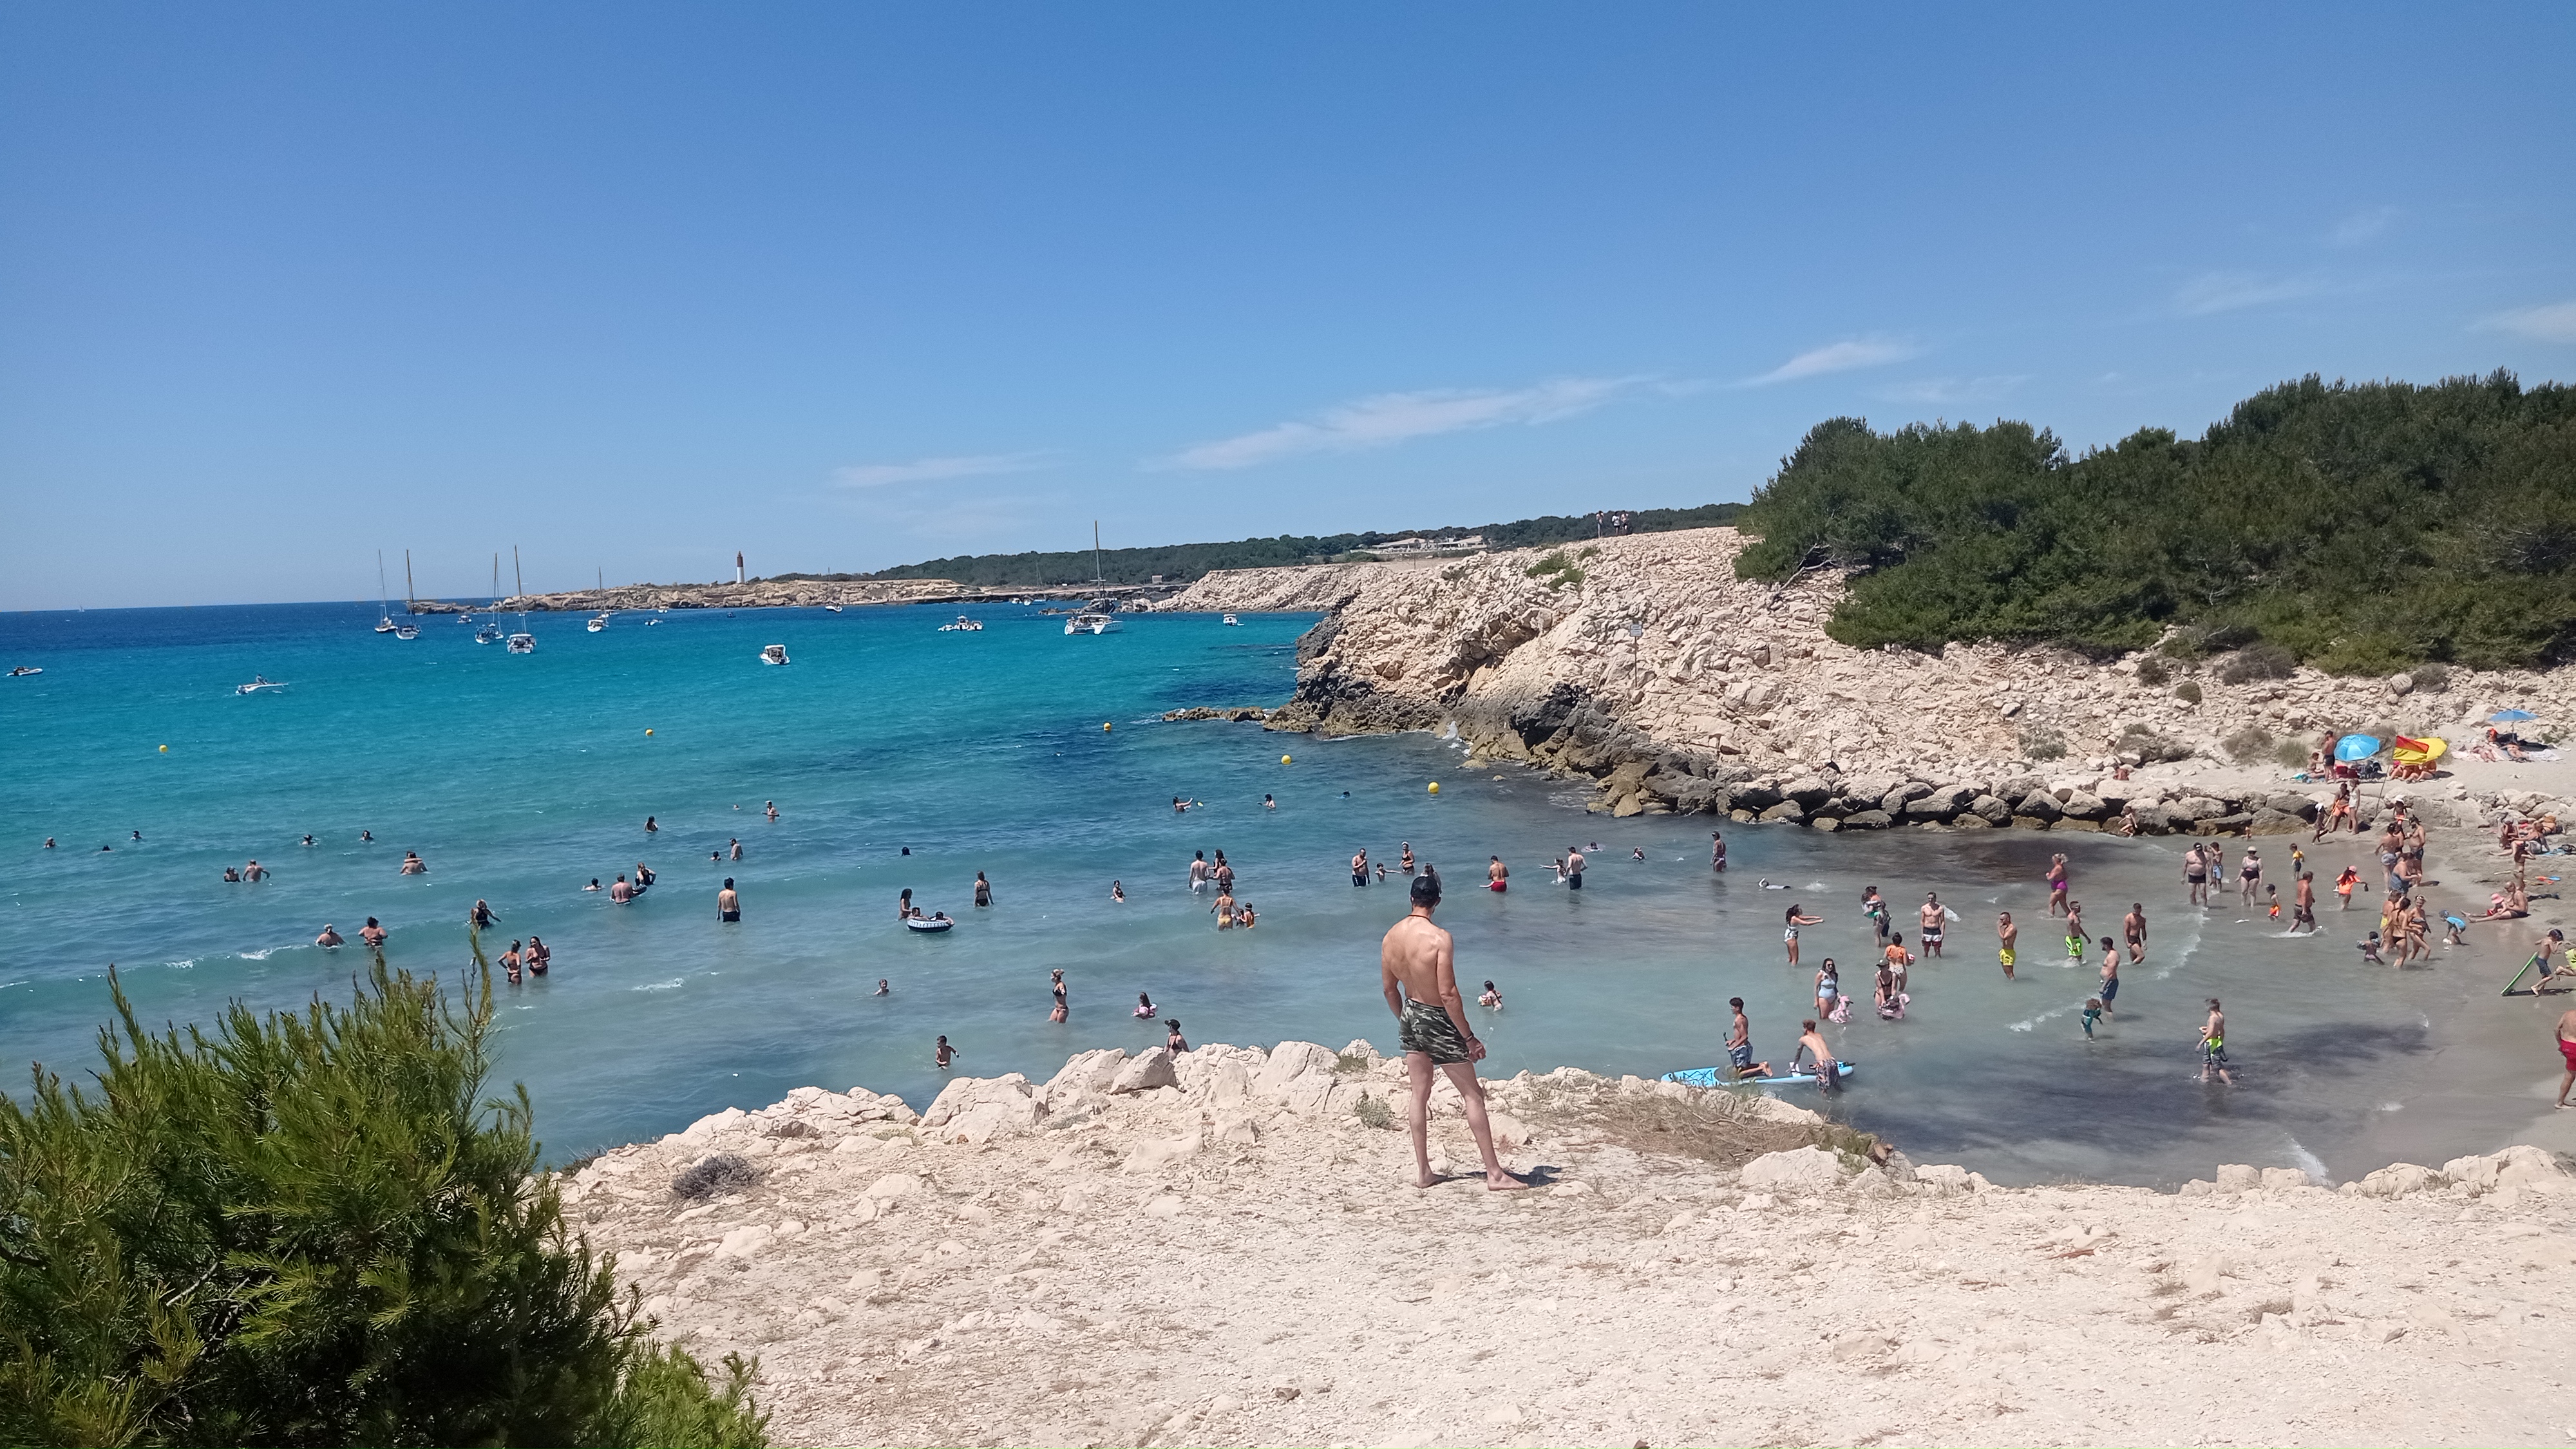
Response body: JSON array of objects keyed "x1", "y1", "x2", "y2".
[{"x1": 1662, "y1": 1061, "x2": 1854, "y2": 1089}]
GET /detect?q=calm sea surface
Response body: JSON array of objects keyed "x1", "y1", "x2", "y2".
[{"x1": 0, "y1": 601, "x2": 2558, "y2": 1183}]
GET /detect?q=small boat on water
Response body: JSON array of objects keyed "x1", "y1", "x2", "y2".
[
  {"x1": 7, "y1": 666, "x2": 40, "y2": 677},
  {"x1": 393, "y1": 623, "x2": 419, "y2": 640},
  {"x1": 475, "y1": 622, "x2": 504, "y2": 645},
  {"x1": 586, "y1": 612, "x2": 611, "y2": 633},
  {"x1": 938, "y1": 614, "x2": 984, "y2": 632},
  {"x1": 1064, "y1": 611, "x2": 1121, "y2": 636},
  {"x1": 235, "y1": 675, "x2": 285, "y2": 696},
  {"x1": 904, "y1": 914, "x2": 954, "y2": 933},
  {"x1": 506, "y1": 547, "x2": 536, "y2": 654},
  {"x1": 1222, "y1": 613, "x2": 1240, "y2": 626},
  {"x1": 759, "y1": 643, "x2": 790, "y2": 666},
  {"x1": 823, "y1": 603, "x2": 842, "y2": 613}
]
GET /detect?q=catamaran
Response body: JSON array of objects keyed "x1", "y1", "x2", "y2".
[{"x1": 1063, "y1": 609, "x2": 1121, "y2": 636}]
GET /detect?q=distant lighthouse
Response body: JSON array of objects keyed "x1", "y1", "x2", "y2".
[{"x1": 735, "y1": 551, "x2": 746, "y2": 585}]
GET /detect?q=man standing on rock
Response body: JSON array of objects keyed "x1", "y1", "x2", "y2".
[{"x1": 1380, "y1": 868, "x2": 1524, "y2": 1191}]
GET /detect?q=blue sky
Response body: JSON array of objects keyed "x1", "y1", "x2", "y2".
[{"x1": 3, "y1": 5, "x2": 2571, "y2": 608}]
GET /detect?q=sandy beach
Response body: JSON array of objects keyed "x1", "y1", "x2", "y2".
[{"x1": 567, "y1": 1042, "x2": 2576, "y2": 1448}]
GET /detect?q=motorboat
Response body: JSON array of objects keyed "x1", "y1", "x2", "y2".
[
  {"x1": 475, "y1": 622, "x2": 504, "y2": 645},
  {"x1": 1063, "y1": 611, "x2": 1121, "y2": 636},
  {"x1": 393, "y1": 624, "x2": 420, "y2": 640},
  {"x1": 938, "y1": 615, "x2": 984, "y2": 632},
  {"x1": 1222, "y1": 613, "x2": 1240, "y2": 626},
  {"x1": 645, "y1": 619, "x2": 661, "y2": 626},
  {"x1": 823, "y1": 603, "x2": 842, "y2": 613},
  {"x1": 235, "y1": 676, "x2": 285, "y2": 696},
  {"x1": 586, "y1": 612, "x2": 610, "y2": 633},
  {"x1": 759, "y1": 643, "x2": 790, "y2": 666},
  {"x1": 6, "y1": 666, "x2": 40, "y2": 677}
]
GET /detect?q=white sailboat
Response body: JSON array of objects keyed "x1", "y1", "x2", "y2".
[
  {"x1": 507, "y1": 547, "x2": 536, "y2": 654},
  {"x1": 476, "y1": 553, "x2": 504, "y2": 643},
  {"x1": 392, "y1": 551, "x2": 420, "y2": 638},
  {"x1": 1063, "y1": 609, "x2": 1121, "y2": 636},
  {"x1": 375, "y1": 552, "x2": 397, "y2": 633}
]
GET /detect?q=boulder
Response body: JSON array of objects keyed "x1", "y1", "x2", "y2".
[
  {"x1": 1045, "y1": 1048, "x2": 1128, "y2": 1103},
  {"x1": 1783, "y1": 775, "x2": 1834, "y2": 809},
  {"x1": 2212, "y1": 1163, "x2": 2262, "y2": 1193},
  {"x1": 921, "y1": 1074, "x2": 1037, "y2": 1128},
  {"x1": 2247, "y1": 808, "x2": 2307, "y2": 835},
  {"x1": 2014, "y1": 790, "x2": 2062, "y2": 822},
  {"x1": 1739, "y1": 1145, "x2": 1853, "y2": 1193},
  {"x1": 2259, "y1": 1166, "x2": 2317, "y2": 1191},
  {"x1": 2347, "y1": 1163, "x2": 2443, "y2": 1198},
  {"x1": 1108, "y1": 1048, "x2": 1180, "y2": 1094},
  {"x1": 1255, "y1": 1040, "x2": 1338, "y2": 1097},
  {"x1": 1734, "y1": 782, "x2": 1785, "y2": 811},
  {"x1": 1839, "y1": 810, "x2": 1892, "y2": 830},
  {"x1": 1758, "y1": 802, "x2": 1806, "y2": 824},
  {"x1": 1969, "y1": 794, "x2": 2011, "y2": 824},
  {"x1": 2059, "y1": 792, "x2": 2109, "y2": 821},
  {"x1": 2197, "y1": 812, "x2": 2255, "y2": 836},
  {"x1": 2170, "y1": 795, "x2": 2227, "y2": 822}
]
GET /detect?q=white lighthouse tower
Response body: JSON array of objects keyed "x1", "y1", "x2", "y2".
[{"x1": 735, "y1": 551, "x2": 746, "y2": 585}]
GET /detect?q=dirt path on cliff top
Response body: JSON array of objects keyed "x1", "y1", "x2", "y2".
[{"x1": 567, "y1": 1048, "x2": 2576, "y2": 1448}]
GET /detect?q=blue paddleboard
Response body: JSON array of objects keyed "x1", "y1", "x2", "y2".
[{"x1": 1662, "y1": 1061, "x2": 1854, "y2": 1089}]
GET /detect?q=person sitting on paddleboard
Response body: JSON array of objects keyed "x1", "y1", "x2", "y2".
[
  {"x1": 1792, "y1": 1019, "x2": 1841, "y2": 1093},
  {"x1": 1725, "y1": 998, "x2": 1771, "y2": 1080}
]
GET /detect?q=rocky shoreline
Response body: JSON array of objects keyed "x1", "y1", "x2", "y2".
[
  {"x1": 565, "y1": 1041, "x2": 2576, "y2": 1447},
  {"x1": 1162, "y1": 528, "x2": 2576, "y2": 838}
]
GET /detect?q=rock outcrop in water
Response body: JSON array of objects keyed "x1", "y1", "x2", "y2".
[
  {"x1": 1166, "y1": 528, "x2": 2576, "y2": 835},
  {"x1": 564, "y1": 1041, "x2": 2576, "y2": 1447}
]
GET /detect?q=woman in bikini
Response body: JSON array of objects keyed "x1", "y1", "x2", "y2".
[
  {"x1": 1050, "y1": 969, "x2": 1068, "y2": 1023},
  {"x1": 1134, "y1": 992, "x2": 1157, "y2": 1019}
]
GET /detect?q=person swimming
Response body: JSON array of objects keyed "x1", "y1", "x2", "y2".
[
  {"x1": 1479, "y1": 979, "x2": 1503, "y2": 1009},
  {"x1": 1135, "y1": 992, "x2": 1157, "y2": 1018},
  {"x1": 874, "y1": 979, "x2": 890, "y2": 995},
  {"x1": 314, "y1": 923, "x2": 343, "y2": 947}
]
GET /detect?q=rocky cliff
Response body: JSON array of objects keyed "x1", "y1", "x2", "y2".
[{"x1": 1168, "y1": 528, "x2": 2576, "y2": 835}]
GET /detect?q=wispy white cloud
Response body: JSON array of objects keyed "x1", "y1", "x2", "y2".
[
  {"x1": 2483, "y1": 301, "x2": 2576, "y2": 343},
  {"x1": 2331, "y1": 207, "x2": 2396, "y2": 247},
  {"x1": 831, "y1": 451, "x2": 1054, "y2": 489},
  {"x1": 1742, "y1": 337, "x2": 1920, "y2": 386},
  {"x1": 1879, "y1": 375, "x2": 2030, "y2": 406},
  {"x1": 2173, "y1": 271, "x2": 2320, "y2": 316},
  {"x1": 1166, "y1": 377, "x2": 1638, "y2": 470}
]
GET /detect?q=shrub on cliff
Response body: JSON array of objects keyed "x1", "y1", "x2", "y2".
[
  {"x1": 1733, "y1": 373, "x2": 2576, "y2": 671},
  {"x1": 0, "y1": 963, "x2": 768, "y2": 1448}
]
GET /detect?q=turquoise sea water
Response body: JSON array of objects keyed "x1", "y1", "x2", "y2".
[{"x1": 1, "y1": 601, "x2": 2557, "y2": 1184}]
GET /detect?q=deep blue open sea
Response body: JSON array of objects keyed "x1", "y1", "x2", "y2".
[{"x1": 1, "y1": 600, "x2": 2558, "y2": 1184}]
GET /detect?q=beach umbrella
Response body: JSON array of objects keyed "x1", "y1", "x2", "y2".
[
  {"x1": 2489, "y1": 708, "x2": 2538, "y2": 723},
  {"x1": 2333, "y1": 733, "x2": 2383, "y2": 762}
]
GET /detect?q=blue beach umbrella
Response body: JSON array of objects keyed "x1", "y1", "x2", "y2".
[
  {"x1": 2333, "y1": 734, "x2": 2383, "y2": 762},
  {"x1": 2489, "y1": 708, "x2": 2539, "y2": 723}
]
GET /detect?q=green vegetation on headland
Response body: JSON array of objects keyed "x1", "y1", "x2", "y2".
[
  {"x1": 806, "y1": 504, "x2": 1744, "y2": 589},
  {"x1": 0, "y1": 961, "x2": 768, "y2": 1448},
  {"x1": 1733, "y1": 372, "x2": 2576, "y2": 674}
]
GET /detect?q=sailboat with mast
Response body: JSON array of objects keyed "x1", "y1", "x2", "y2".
[
  {"x1": 1063, "y1": 522, "x2": 1122, "y2": 634},
  {"x1": 476, "y1": 553, "x2": 505, "y2": 643},
  {"x1": 393, "y1": 551, "x2": 421, "y2": 638},
  {"x1": 506, "y1": 548, "x2": 536, "y2": 654},
  {"x1": 375, "y1": 551, "x2": 397, "y2": 634}
]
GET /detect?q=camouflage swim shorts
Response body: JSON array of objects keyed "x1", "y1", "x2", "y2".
[{"x1": 1398, "y1": 998, "x2": 1473, "y2": 1065}]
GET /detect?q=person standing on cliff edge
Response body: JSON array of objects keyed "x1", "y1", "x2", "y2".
[{"x1": 1381, "y1": 867, "x2": 1524, "y2": 1192}]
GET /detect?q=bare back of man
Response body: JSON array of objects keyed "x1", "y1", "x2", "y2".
[{"x1": 1379, "y1": 871, "x2": 1525, "y2": 1191}]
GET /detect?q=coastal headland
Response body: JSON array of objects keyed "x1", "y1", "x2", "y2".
[
  {"x1": 1165, "y1": 526, "x2": 2576, "y2": 842},
  {"x1": 576, "y1": 1038, "x2": 2576, "y2": 1446}
]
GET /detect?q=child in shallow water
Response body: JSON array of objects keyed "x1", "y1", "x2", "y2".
[{"x1": 2080, "y1": 998, "x2": 2105, "y2": 1038}]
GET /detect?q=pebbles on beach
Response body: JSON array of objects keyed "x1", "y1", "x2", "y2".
[{"x1": 565, "y1": 1041, "x2": 2576, "y2": 1447}]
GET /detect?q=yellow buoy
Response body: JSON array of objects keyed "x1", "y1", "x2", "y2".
[
  {"x1": 1427, "y1": 781, "x2": 1441, "y2": 794},
  {"x1": 645, "y1": 728, "x2": 654, "y2": 736},
  {"x1": 1103, "y1": 721, "x2": 1113, "y2": 732},
  {"x1": 1280, "y1": 754, "x2": 1292, "y2": 765},
  {"x1": 158, "y1": 744, "x2": 169, "y2": 753}
]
